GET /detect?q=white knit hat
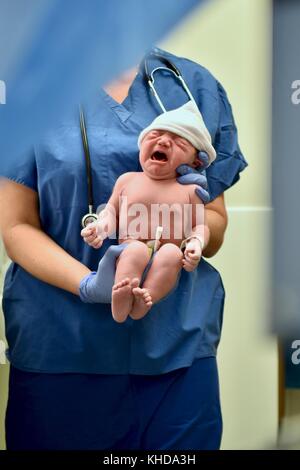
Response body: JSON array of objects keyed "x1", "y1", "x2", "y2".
[{"x1": 138, "y1": 100, "x2": 216, "y2": 165}]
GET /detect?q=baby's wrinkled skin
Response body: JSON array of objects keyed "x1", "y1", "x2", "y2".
[{"x1": 81, "y1": 130, "x2": 205, "y2": 322}]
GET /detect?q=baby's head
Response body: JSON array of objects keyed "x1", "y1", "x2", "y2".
[{"x1": 137, "y1": 101, "x2": 216, "y2": 180}]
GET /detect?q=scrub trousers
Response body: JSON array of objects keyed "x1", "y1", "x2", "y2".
[{"x1": 5, "y1": 357, "x2": 222, "y2": 450}]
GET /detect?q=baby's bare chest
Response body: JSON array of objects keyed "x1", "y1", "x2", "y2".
[
  {"x1": 117, "y1": 176, "x2": 199, "y2": 242},
  {"x1": 121, "y1": 178, "x2": 192, "y2": 208}
]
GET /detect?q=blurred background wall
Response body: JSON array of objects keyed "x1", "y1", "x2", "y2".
[
  {"x1": 272, "y1": 0, "x2": 300, "y2": 449},
  {"x1": 162, "y1": 0, "x2": 277, "y2": 449},
  {"x1": 0, "y1": 244, "x2": 9, "y2": 450},
  {"x1": 0, "y1": 0, "x2": 277, "y2": 450}
]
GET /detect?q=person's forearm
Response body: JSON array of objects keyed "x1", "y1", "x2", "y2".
[
  {"x1": 3, "y1": 223, "x2": 91, "y2": 295},
  {"x1": 202, "y1": 209, "x2": 227, "y2": 258}
]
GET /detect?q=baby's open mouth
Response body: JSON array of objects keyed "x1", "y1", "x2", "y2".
[{"x1": 151, "y1": 151, "x2": 168, "y2": 162}]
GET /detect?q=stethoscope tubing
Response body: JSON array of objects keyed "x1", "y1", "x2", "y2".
[
  {"x1": 144, "y1": 51, "x2": 197, "y2": 112},
  {"x1": 79, "y1": 106, "x2": 94, "y2": 213}
]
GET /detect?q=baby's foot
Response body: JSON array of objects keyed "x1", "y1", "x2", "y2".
[
  {"x1": 129, "y1": 282, "x2": 153, "y2": 320},
  {"x1": 112, "y1": 277, "x2": 134, "y2": 323}
]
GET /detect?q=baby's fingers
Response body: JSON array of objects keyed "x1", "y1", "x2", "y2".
[
  {"x1": 182, "y1": 259, "x2": 195, "y2": 272},
  {"x1": 185, "y1": 252, "x2": 200, "y2": 263},
  {"x1": 81, "y1": 227, "x2": 90, "y2": 237},
  {"x1": 84, "y1": 235, "x2": 98, "y2": 245},
  {"x1": 81, "y1": 226, "x2": 96, "y2": 238},
  {"x1": 90, "y1": 236, "x2": 103, "y2": 249},
  {"x1": 81, "y1": 221, "x2": 98, "y2": 235}
]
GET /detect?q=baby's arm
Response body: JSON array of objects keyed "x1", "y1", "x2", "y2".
[
  {"x1": 81, "y1": 172, "x2": 133, "y2": 248},
  {"x1": 182, "y1": 188, "x2": 207, "y2": 271}
]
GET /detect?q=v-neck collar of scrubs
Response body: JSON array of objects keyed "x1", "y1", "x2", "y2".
[
  {"x1": 101, "y1": 89, "x2": 133, "y2": 123},
  {"x1": 100, "y1": 69, "x2": 142, "y2": 124}
]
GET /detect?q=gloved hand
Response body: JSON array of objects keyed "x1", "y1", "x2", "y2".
[
  {"x1": 176, "y1": 150, "x2": 210, "y2": 204},
  {"x1": 79, "y1": 244, "x2": 127, "y2": 303},
  {"x1": 79, "y1": 271, "x2": 102, "y2": 303}
]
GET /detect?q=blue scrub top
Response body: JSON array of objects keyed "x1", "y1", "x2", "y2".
[{"x1": 2, "y1": 47, "x2": 248, "y2": 374}]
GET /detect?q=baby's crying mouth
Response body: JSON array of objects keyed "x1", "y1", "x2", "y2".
[{"x1": 151, "y1": 151, "x2": 168, "y2": 162}]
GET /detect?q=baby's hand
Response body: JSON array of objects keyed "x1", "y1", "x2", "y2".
[
  {"x1": 182, "y1": 238, "x2": 202, "y2": 272},
  {"x1": 81, "y1": 221, "x2": 104, "y2": 249}
]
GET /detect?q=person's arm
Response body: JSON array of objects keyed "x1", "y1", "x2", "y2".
[
  {"x1": 181, "y1": 191, "x2": 227, "y2": 271},
  {"x1": 81, "y1": 172, "x2": 133, "y2": 248},
  {"x1": 0, "y1": 179, "x2": 91, "y2": 295},
  {"x1": 202, "y1": 193, "x2": 228, "y2": 258},
  {"x1": 184, "y1": 192, "x2": 228, "y2": 259}
]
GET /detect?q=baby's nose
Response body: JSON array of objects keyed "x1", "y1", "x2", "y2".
[{"x1": 157, "y1": 135, "x2": 171, "y2": 146}]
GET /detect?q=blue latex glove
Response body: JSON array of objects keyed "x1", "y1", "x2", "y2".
[
  {"x1": 176, "y1": 151, "x2": 211, "y2": 204},
  {"x1": 79, "y1": 244, "x2": 127, "y2": 303},
  {"x1": 79, "y1": 271, "x2": 101, "y2": 303}
]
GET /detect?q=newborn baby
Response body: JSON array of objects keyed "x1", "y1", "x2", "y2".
[{"x1": 81, "y1": 101, "x2": 216, "y2": 322}]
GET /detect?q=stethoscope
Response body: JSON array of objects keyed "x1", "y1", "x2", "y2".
[
  {"x1": 80, "y1": 106, "x2": 99, "y2": 228},
  {"x1": 143, "y1": 50, "x2": 198, "y2": 112},
  {"x1": 80, "y1": 51, "x2": 198, "y2": 228}
]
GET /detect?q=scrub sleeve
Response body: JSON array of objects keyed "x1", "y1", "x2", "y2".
[{"x1": 207, "y1": 81, "x2": 246, "y2": 200}]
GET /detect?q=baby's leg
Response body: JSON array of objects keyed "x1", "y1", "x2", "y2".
[
  {"x1": 112, "y1": 241, "x2": 151, "y2": 323},
  {"x1": 130, "y1": 243, "x2": 183, "y2": 320}
]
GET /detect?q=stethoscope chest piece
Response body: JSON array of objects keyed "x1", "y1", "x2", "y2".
[{"x1": 81, "y1": 212, "x2": 98, "y2": 229}]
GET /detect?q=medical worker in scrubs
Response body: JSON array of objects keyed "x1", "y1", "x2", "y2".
[{"x1": 0, "y1": 47, "x2": 247, "y2": 450}]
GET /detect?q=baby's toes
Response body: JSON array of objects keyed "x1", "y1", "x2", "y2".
[
  {"x1": 132, "y1": 286, "x2": 141, "y2": 296},
  {"x1": 131, "y1": 278, "x2": 140, "y2": 290},
  {"x1": 113, "y1": 278, "x2": 130, "y2": 290},
  {"x1": 143, "y1": 291, "x2": 152, "y2": 305}
]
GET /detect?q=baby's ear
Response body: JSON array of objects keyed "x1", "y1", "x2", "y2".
[{"x1": 191, "y1": 156, "x2": 202, "y2": 169}]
